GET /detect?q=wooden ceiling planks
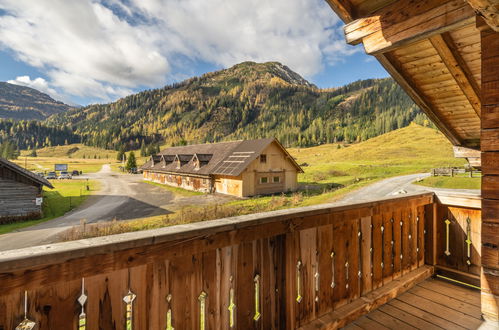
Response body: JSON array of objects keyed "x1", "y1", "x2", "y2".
[{"x1": 391, "y1": 38, "x2": 480, "y2": 143}]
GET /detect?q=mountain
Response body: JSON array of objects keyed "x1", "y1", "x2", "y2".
[
  {"x1": 0, "y1": 82, "x2": 73, "y2": 120},
  {"x1": 44, "y1": 61, "x2": 426, "y2": 151}
]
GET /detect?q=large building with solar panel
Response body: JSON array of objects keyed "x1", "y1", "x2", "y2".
[{"x1": 140, "y1": 138, "x2": 303, "y2": 197}]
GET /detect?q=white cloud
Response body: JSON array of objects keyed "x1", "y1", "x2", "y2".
[
  {"x1": 6, "y1": 75, "x2": 74, "y2": 103},
  {"x1": 0, "y1": 0, "x2": 351, "y2": 103}
]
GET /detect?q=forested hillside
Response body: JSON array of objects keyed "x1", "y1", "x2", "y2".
[
  {"x1": 0, "y1": 82, "x2": 72, "y2": 120},
  {"x1": 46, "y1": 62, "x2": 428, "y2": 150}
]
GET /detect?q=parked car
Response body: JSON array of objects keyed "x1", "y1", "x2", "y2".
[
  {"x1": 45, "y1": 172, "x2": 57, "y2": 180},
  {"x1": 34, "y1": 172, "x2": 44, "y2": 177},
  {"x1": 72, "y1": 170, "x2": 80, "y2": 176},
  {"x1": 58, "y1": 171, "x2": 72, "y2": 179}
]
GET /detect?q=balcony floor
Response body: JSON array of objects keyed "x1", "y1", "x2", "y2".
[{"x1": 343, "y1": 278, "x2": 490, "y2": 330}]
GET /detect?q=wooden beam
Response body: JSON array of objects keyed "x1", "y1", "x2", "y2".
[
  {"x1": 344, "y1": 0, "x2": 475, "y2": 54},
  {"x1": 325, "y1": 0, "x2": 355, "y2": 23},
  {"x1": 376, "y1": 52, "x2": 463, "y2": 145},
  {"x1": 481, "y1": 25, "x2": 499, "y2": 322},
  {"x1": 430, "y1": 33, "x2": 481, "y2": 118},
  {"x1": 467, "y1": 0, "x2": 499, "y2": 32}
]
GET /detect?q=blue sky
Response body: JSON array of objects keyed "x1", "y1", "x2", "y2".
[{"x1": 0, "y1": 0, "x2": 388, "y2": 106}]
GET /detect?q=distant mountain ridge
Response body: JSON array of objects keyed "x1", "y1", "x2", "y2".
[
  {"x1": 1, "y1": 61, "x2": 429, "y2": 152},
  {"x1": 0, "y1": 82, "x2": 73, "y2": 120},
  {"x1": 46, "y1": 61, "x2": 425, "y2": 150}
]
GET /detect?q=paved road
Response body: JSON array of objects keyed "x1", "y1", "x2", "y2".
[
  {"x1": 339, "y1": 172, "x2": 479, "y2": 203},
  {"x1": 339, "y1": 173, "x2": 431, "y2": 203},
  {"x1": 0, "y1": 165, "x2": 232, "y2": 251}
]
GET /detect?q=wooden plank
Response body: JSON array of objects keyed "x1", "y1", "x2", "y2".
[
  {"x1": 345, "y1": 0, "x2": 475, "y2": 54},
  {"x1": 377, "y1": 303, "x2": 442, "y2": 329},
  {"x1": 382, "y1": 212, "x2": 394, "y2": 283},
  {"x1": 429, "y1": 33, "x2": 481, "y2": 117},
  {"x1": 317, "y1": 225, "x2": 334, "y2": 316},
  {"x1": 360, "y1": 216, "x2": 373, "y2": 295},
  {"x1": 366, "y1": 309, "x2": 415, "y2": 330},
  {"x1": 467, "y1": 0, "x2": 499, "y2": 32},
  {"x1": 483, "y1": 198, "x2": 499, "y2": 223},
  {"x1": 483, "y1": 106, "x2": 499, "y2": 129},
  {"x1": 344, "y1": 0, "x2": 472, "y2": 44},
  {"x1": 392, "y1": 210, "x2": 402, "y2": 279},
  {"x1": 388, "y1": 298, "x2": 467, "y2": 329},
  {"x1": 397, "y1": 292, "x2": 483, "y2": 328},
  {"x1": 402, "y1": 209, "x2": 412, "y2": 274},
  {"x1": 325, "y1": 0, "x2": 355, "y2": 23},
  {"x1": 372, "y1": 214, "x2": 383, "y2": 290},
  {"x1": 418, "y1": 278, "x2": 481, "y2": 307},
  {"x1": 352, "y1": 315, "x2": 390, "y2": 330},
  {"x1": 483, "y1": 175, "x2": 499, "y2": 199},
  {"x1": 417, "y1": 206, "x2": 425, "y2": 267},
  {"x1": 408, "y1": 285, "x2": 482, "y2": 318}
]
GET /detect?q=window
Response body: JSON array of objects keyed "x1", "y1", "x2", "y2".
[
  {"x1": 273, "y1": 176, "x2": 280, "y2": 183},
  {"x1": 260, "y1": 177, "x2": 268, "y2": 184},
  {"x1": 260, "y1": 154, "x2": 267, "y2": 163}
]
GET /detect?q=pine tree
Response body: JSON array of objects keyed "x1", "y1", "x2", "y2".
[{"x1": 126, "y1": 151, "x2": 137, "y2": 171}]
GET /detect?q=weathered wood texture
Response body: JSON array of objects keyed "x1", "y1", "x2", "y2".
[
  {"x1": 481, "y1": 25, "x2": 499, "y2": 321},
  {"x1": 343, "y1": 277, "x2": 485, "y2": 329},
  {"x1": 466, "y1": 0, "x2": 499, "y2": 32},
  {"x1": 432, "y1": 204, "x2": 482, "y2": 280},
  {"x1": 344, "y1": 0, "x2": 475, "y2": 54},
  {"x1": 0, "y1": 194, "x2": 433, "y2": 329},
  {"x1": 0, "y1": 166, "x2": 43, "y2": 222}
]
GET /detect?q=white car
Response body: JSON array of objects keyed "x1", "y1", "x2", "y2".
[{"x1": 58, "y1": 171, "x2": 72, "y2": 179}]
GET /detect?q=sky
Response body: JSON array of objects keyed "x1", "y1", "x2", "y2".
[{"x1": 0, "y1": 0, "x2": 388, "y2": 106}]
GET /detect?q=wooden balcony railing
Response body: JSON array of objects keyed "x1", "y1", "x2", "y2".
[{"x1": 0, "y1": 191, "x2": 481, "y2": 329}]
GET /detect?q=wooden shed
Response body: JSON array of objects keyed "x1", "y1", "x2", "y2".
[{"x1": 0, "y1": 157, "x2": 53, "y2": 223}]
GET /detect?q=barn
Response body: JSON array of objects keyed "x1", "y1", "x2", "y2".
[
  {"x1": 141, "y1": 138, "x2": 303, "y2": 197},
  {"x1": 0, "y1": 157, "x2": 53, "y2": 223}
]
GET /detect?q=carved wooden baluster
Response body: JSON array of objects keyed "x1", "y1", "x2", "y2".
[
  {"x1": 16, "y1": 291, "x2": 35, "y2": 330},
  {"x1": 345, "y1": 261, "x2": 349, "y2": 290},
  {"x1": 254, "y1": 275, "x2": 261, "y2": 321},
  {"x1": 296, "y1": 261, "x2": 303, "y2": 303},
  {"x1": 228, "y1": 276, "x2": 236, "y2": 328},
  {"x1": 166, "y1": 294, "x2": 174, "y2": 330},
  {"x1": 78, "y1": 278, "x2": 87, "y2": 330},
  {"x1": 391, "y1": 218, "x2": 395, "y2": 270},
  {"x1": 381, "y1": 224, "x2": 385, "y2": 270},
  {"x1": 358, "y1": 229, "x2": 362, "y2": 281},
  {"x1": 370, "y1": 224, "x2": 374, "y2": 277},
  {"x1": 466, "y1": 217, "x2": 472, "y2": 265},
  {"x1": 314, "y1": 261, "x2": 320, "y2": 303},
  {"x1": 123, "y1": 290, "x2": 136, "y2": 330},
  {"x1": 199, "y1": 291, "x2": 207, "y2": 330},
  {"x1": 330, "y1": 252, "x2": 336, "y2": 289},
  {"x1": 400, "y1": 219, "x2": 404, "y2": 264},
  {"x1": 444, "y1": 219, "x2": 451, "y2": 256}
]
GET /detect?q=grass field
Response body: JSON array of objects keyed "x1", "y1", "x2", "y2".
[
  {"x1": 289, "y1": 123, "x2": 465, "y2": 191},
  {"x1": 0, "y1": 179, "x2": 100, "y2": 235},
  {"x1": 21, "y1": 144, "x2": 117, "y2": 159},
  {"x1": 415, "y1": 173, "x2": 481, "y2": 190},
  {"x1": 12, "y1": 157, "x2": 111, "y2": 174}
]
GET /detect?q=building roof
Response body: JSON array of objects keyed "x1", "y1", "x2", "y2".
[
  {"x1": 141, "y1": 138, "x2": 303, "y2": 177},
  {"x1": 0, "y1": 157, "x2": 54, "y2": 189},
  {"x1": 326, "y1": 0, "x2": 496, "y2": 150}
]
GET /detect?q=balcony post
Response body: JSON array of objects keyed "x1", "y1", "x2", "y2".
[{"x1": 480, "y1": 18, "x2": 499, "y2": 322}]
